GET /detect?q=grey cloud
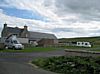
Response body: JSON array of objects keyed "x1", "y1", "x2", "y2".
[
  {"x1": 55, "y1": 0, "x2": 100, "y2": 13},
  {"x1": 44, "y1": 0, "x2": 53, "y2": 7},
  {"x1": 52, "y1": 28, "x2": 85, "y2": 34},
  {"x1": 0, "y1": 25, "x2": 3, "y2": 31},
  {"x1": 53, "y1": 0, "x2": 100, "y2": 22},
  {"x1": 52, "y1": 28, "x2": 73, "y2": 32},
  {"x1": 51, "y1": 27, "x2": 100, "y2": 38},
  {"x1": 62, "y1": 19, "x2": 78, "y2": 23},
  {"x1": 52, "y1": 27, "x2": 100, "y2": 36}
]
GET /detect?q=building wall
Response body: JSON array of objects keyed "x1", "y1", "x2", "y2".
[
  {"x1": 0, "y1": 43, "x2": 4, "y2": 49},
  {"x1": 54, "y1": 39, "x2": 58, "y2": 44},
  {"x1": 0, "y1": 37, "x2": 5, "y2": 49},
  {"x1": 17, "y1": 38, "x2": 29, "y2": 44},
  {"x1": 38, "y1": 39, "x2": 55, "y2": 46},
  {"x1": 20, "y1": 26, "x2": 28, "y2": 38},
  {"x1": 0, "y1": 37, "x2": 6, "y2": 43}
]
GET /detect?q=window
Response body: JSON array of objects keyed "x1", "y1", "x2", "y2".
[
  {"x1": 85, "y1": 43, "x2": 88, "y2": 45},
  {"x1": 82, "y1": 42, "x2": 84, "y2": 45},
  {"x1": 78, "y1": 43, "x2": 80, "y2": 45},
  {"x1": 11, "y1": 41, "x2": 13, "y2": 43},
  {"x1": 5, "y1": 40, "x2": 9, "y2": 43}
]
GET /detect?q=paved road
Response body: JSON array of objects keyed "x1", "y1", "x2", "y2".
[
  {"x1": 0, "y1": 50, "x2": 65, "y2": 74},
  {"x1": 0, "y1": 62, "x2": 57, "y2": 74}
]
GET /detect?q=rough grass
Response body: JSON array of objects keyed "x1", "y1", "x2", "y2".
[{"x1": 32, "y1": 56, "x2": 100, "y2": 74}]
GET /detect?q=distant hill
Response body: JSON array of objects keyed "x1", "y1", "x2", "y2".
[{"x1": 59, "y1": 36, "x2": 100, "y2": 45}]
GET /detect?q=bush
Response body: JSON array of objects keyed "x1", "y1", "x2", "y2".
[{"x1": 32, "y1": 56, "x2": 100, "y2": 74}]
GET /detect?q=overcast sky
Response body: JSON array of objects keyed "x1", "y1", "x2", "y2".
[{"x1": 0, "y1": 0, "x2": 100, "y2": 38}]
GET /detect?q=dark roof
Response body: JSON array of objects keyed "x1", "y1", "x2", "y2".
[
  {"x1": 5, "y1": 26, "x2": 57, "y2": 40},
  {"x1": 28, "y1": 31, "x2": 57, "y2": 40},
  {"x1": 6, "y1": 27, "x2": 23, "y2": 34}
]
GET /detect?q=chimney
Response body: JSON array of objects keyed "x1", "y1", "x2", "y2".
[
  {"x1": 4, "y1": 23, "x2": 7, "y2": 28},
  {"x1": 24, "y1": 25, "x2": 27, "y2": 31}
]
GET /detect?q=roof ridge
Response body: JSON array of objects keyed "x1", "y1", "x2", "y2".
[{"x1": 29, "y1": 31, "x2": 53, "y2": 35}]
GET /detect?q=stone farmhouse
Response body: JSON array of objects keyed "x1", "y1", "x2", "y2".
[{"x1": 1, "y1": 23, "x2": 58, "y2": 46}]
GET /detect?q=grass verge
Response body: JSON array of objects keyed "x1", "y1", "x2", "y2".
[{"x1": 0, "y1": 47, "x2": 61, "y2": 53}]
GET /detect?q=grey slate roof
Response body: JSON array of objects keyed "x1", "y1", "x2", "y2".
[
  {"x1": 6, "y1": 27, "x2": 23, "y2": 34},
  {"x1": 28, "y1": 31, "x2": 57, "y2": 40},
  {"x1": 5, "y1": 27, "x2": 57, "y2": 40}
]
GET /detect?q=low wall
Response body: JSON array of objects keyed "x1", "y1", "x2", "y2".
[
  {"x1": 65, "y1": 49, "x2": 100, "y2": 57},
  {"x1": 22, "y1": 43, "x2": 33, "y2": 48}
]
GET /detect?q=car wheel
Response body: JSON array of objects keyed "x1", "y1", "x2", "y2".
[{"x1": 12, "y1": 46, "x2": 15, "y2": 50}]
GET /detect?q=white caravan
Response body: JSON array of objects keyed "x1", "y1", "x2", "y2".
[
  {"x1": 4, "y1": 34, "x2": 24, "y2": 49},
  {"x1": 76, "y1": 42, "x2": 91, "y2": 47}
]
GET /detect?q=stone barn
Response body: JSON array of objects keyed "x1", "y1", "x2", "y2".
[{"x1": 1, "y1": 23, "x2": 58, "y2": 46}]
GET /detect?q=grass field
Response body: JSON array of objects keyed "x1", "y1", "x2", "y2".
[
  {"x1": 59, "y1": 36, "x2": 100, "y2": 51},
  {"x1": 0, "y1": 47, "x2": 61, "y2": 52}
]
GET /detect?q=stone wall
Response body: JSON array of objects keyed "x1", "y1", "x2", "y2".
[
  {"x1": 65, "y1": 49, "x2": 100, "y2": 57},
  {"x1": 0, "y1": 43, "x2": 4, "y2": 49}
]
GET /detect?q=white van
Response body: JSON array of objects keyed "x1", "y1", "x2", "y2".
[{"x1": 4, "y1": 35, "x2": 24, "y2": 49}]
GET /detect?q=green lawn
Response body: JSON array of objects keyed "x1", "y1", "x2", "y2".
[{"x1": 0, "y1": 47, "x2": 61, "y2": 53}]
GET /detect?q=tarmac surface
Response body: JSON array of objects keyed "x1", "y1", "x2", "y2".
[{"x1": 0, "y1": 50, "x2": 66, "y2": 74}]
